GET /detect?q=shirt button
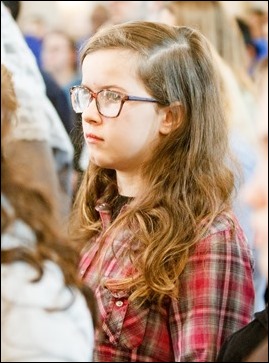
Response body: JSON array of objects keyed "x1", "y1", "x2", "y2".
[{"x1": 115, "y1": 300, "x2": 123, "y2": 307}]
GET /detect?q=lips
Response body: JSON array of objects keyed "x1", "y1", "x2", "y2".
[{"x1": 85, "y1": 133, "x2": 104, "y2": 141}]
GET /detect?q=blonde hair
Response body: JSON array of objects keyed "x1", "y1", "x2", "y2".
[{"x1": 70, "y1": 22, "x2": 235, "y2": 305}]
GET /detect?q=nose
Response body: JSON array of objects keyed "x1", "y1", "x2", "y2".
[{"x1": 82, "y1": 98, "x2": 102, "y2": 124}]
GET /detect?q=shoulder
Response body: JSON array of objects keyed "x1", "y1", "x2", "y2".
[
  {"x1": 199, "y1": 212, "x2": 248, "y2": 248},
  {"x1": 190, "y1": 212, "x2": 253, "y2": 268}
]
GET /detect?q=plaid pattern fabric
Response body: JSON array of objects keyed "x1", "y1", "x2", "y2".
[{"x1": 80, "y1": 207, "x2": 254, "y2": 362}]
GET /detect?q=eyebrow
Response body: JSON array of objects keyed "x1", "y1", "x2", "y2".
[{"x1": 81, "y1": 83, "x2": 128, "y2": 93}]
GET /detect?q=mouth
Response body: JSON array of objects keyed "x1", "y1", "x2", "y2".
[{"x1": 85, "y1": 133, "x2": 104, "y2": 142}]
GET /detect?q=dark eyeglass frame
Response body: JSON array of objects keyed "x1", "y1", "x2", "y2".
[{"x1": 70, "y1": 85, "x2": 159, "y2": 118}]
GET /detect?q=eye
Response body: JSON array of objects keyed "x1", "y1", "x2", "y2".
[{"x1": 102, "y1": 90, "x2": 122, "y2": 103}]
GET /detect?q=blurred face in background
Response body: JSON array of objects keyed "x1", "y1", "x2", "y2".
[
  {"x1": 243, "y1": 71, "x2": 268, "y2": 280},
  {"x1": 41, "y1": 32, "x2": 77, "y2": 74}
]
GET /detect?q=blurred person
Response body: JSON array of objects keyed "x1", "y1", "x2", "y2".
[
  {"x1": 22, "y1": 15, "x2": 47, "y2": 68},
  {"x1": 236, "y1": 17, "x2": 259, "y2": 75},
  {"x1": 159, "y1": 2, "x2": 252, "y2": 87},
  {"x1": 159, "y1": 1, "x2": 256, "y2": 135},
  {"x1": 69, "y1": 21, "x2": 254, "y2": 362},
  {"x1": 42, "y1": 70, "x2": 73, "y2": 135},
  {"x1": 3, "y1": 1, "x2": 48, "y2": 68},
  {"x1": 246, "y1": 60, "x2": 268, "y2": 281},
  {"x1": 41, "y1": 30, "x2": 81, "y2": 107},
  {"x1": 216, "y1": 58, "x2": 268, "y2": 363},
  {"x1": 3, "y1": 0, "x2": 48, "y2": 69},
  {"x1": 2, "y1": 0, "x2": 20, "y2": 19},
  {"x1": 145, "y1": 1, "x2": 165, "y2": 22},
  {"x1": 41, "y1": 30, "x2": 84, "y2": 192},
  {"x1": 1, "y1": 64, "x2": 96, "y2": 362},
  {"x1": 89, "y1": 3, "x2": 111, "y2": 35},
  {"x1": 1, "y1": 2, "x2": 74, "y2": 217},
  {"x1": 106, "y1": 1, "x2": 145, "y2": 25},
  {"x1": 3, "y1": 1, "x2": 73, "y2": 136},
  {"x1": 247, "y1": 7, "x2": 268, "y2": 60},
  {"x1": 159, "y1": 0, "x2": 266, "y2": 315},
  {"x1": 76, "y1": 3, "x2": 112, "y2": 58},
  {"x1": 237, "y1": 7, "x2": 268, "y2": 76}
]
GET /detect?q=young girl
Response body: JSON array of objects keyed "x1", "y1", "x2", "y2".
[
  {"x1": 1, "y1": 64, "x2": 96, "y2": 362},
  {"x1": 70, "y1": 21, "x2": 254, "y2": 362}
]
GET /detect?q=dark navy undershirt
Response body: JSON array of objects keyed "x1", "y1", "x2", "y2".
[{"x1": 111, "y1": 195, "x2": 133, "y2": 220}]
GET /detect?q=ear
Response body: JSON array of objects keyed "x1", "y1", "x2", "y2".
[{"x1": 159, "y1": 104, "x2": 182, "y2": 135}]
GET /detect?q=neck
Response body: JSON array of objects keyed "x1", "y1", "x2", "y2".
[{"x1": 116, "y1": 171, "x2": 142, "y2": 197}]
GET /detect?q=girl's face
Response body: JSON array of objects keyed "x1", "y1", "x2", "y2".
[
  {"x1": 243, "y1": 78, "x2": 268, "y2": 280},
  {"x1": 81, "y1": 49, "x2": 167, "y2": 173}
]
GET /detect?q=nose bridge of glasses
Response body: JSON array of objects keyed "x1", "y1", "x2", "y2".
[
  {"x1": 89, "y1": 89, "x2": 98, "y2": 100},
  {"x1": 81, "y1": 88, "x2": 98, "y2": 115}
]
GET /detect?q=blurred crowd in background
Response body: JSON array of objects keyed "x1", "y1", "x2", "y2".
[
  {"x1": 4, "y1": 0, "x2": 268, "y2": 184},
  {"x1": 1, "y1": 1, "x2": 268, "y2": 361},
  {"x1": 2, "y1": 0, "x2": 268, "y2": 307}
]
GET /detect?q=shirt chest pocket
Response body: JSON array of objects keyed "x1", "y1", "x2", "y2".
[{"x1": 97, "y1": 285, "x2": 149, "y2": 349}]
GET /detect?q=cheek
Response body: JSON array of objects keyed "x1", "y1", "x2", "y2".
[
  {"x1": 120, "y1": 111, "x2": 160, "y2": 145},
  {"x1": 113, "y1": 130, "x2": 147, "y2": 152},
  {"x1": 82, "y1": 120, "x2": 91, "y2": 135},
  {"x1": 82, "y1": 121, "x2": 86, "y2": 132}
]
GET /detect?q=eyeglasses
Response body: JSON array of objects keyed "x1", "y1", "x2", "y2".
[{"x1": 70, "y1": 85, "x2": 158, "y2": 118}]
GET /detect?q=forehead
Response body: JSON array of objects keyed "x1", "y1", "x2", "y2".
[{"x1": 81, "y1": 49, "x2": 144, "y2": 90}]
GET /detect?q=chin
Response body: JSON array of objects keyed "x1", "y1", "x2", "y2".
[{"x1": 91, "y1": 158, "x2": 113, "y2": 169}]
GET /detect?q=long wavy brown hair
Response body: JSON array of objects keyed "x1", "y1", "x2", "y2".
[
  {"x1": 1, "y1": 64, "x2": 96, "y2": 322},
  {"x1": 70, "y1": 22, "x2": 235, "y2": 305}
]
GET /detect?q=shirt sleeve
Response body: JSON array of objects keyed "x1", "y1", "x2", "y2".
[{"x1": 169, "y1": 221, "x2": 254, "y2": 362}]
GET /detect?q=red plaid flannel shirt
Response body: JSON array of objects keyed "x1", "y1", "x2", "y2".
[{"x1": 80, "y1": 204, "x2": 254, "y2": 362}]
